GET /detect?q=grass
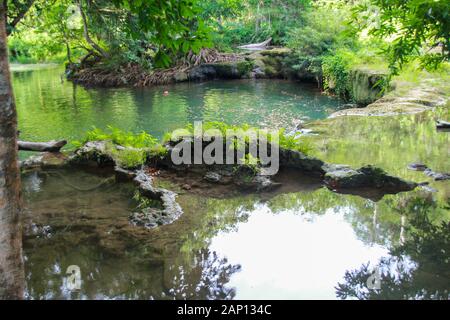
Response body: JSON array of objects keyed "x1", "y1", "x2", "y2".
[
  {"x1": 110, "y1": 147, "x2": 147, "y2": 169},
  {"x1": 80, "y1": 126, "x2": 158, "y2": 149},
  {"x1": 75, "y1": 122, "x2": 315, "y2": 169},
  {"x1": 75, "y1": 126, "x2": 168, "y2": 169},
  {"x1": 163, "y1": 121, "x2": 315, "y2": 155}
]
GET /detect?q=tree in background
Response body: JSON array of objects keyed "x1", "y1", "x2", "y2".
[
  {"x1": 0, "y1": 0, "x2": 25, "y2": 300},
  {"x1": 353, "y1": 0, "x2": 450, "y2": 74},
  {"x1": 4, "y1": 0, "x2": 35, "y2": 35},
  {"x1": 7, "y1": 0, "x2": 212, "y2": 67}
]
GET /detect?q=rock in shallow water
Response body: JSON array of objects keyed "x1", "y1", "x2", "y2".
[
  {"x1": 407, "y1": 162, "x2": 429, "y2": 171},
  {"x1": 424, "y1": 169, "x2": 450, "y2": 181},
  {"x1": 204, "y1": 171, "x2": 222, "y2": 183},
  {"x1": 324, "y1": 165, "x2": 417, "y2": 192},
  {"x1": 407, "y1": 163, "x2": 450, "y2": 181}
]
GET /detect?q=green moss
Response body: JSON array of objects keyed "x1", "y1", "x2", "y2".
[
  {"x1": 260, "y1": 48, "x2": 292, "y2": 57},
  {"x1": 77, "y1": 126, "x2": 159, "y2": 149},
  {"x1": 106, "y1": 144, "x2": 147, "y2": 169},
  {"x1": 236, "y1": 60, "x2": 254, "y2": 75}
]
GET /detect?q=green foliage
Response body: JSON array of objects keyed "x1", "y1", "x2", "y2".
[
  {"x1": 110, "y1": 147, "x2": 147, "y2": 169},
  {"x1": 277, "y1": 128, "x2": 314, "y2": 154},
  {"x1": 80, "y1": 126, "x2": 158, "y2": 149},
  {"x1": 149, "y1": 144, "x2": 168, "y2": 158},
  {"x1": 75, "y1": 126, "x2": 168, "y2": 167},
  {"x1": 201, "y1": 0, "x2": 311, "y2": 50},
  {"x1": 352, "y1": 0, "x2": 450, "y2": 75},
  {"x1": 286, "y1": 4, "x2": 357, "y2": 77},
  {"x1": 322, "y1": 54, "x2": 351, "y2": 98},
  {"x1": 8, "y1": 32, "x2": 67, "y2": 63},
  {"x1": 7, "y1": 0, "x2": 212, "y2": 67},
  {"x1": 171, "y1": 121, "x2": 314, "y2": 155},
  {"x1": 110, "y1": 0, "x2": 212, "y2": 67}
]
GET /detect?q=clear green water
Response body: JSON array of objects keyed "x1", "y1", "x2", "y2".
[
  {"x1": 16, "y1": 65, "x2": 450, "y2": 299},
  {"x1": 13, "y1": 65, "x2": 342, "y2": 148}
]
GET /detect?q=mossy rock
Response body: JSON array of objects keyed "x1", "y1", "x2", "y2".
[
  {"x1": 259, "y1": 48, "x2": 292, "y2": 57},
  {"x1": 349, "y1": 69, "x2": 387, "y2": 105}
]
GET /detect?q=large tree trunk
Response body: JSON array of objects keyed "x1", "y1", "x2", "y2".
[{"x1": 0, "y1": 2, "x2": 25, "y2": 300}]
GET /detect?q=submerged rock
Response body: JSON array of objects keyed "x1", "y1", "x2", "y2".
[
  {"x1": 324, "y1": 165, "x2": 417, "y2": 192},
  {"x1": 424, "y1": 169, "x2": 450, "y2": 181},
  {"x1": 407, "y1": 163, "x2": 450, "y2": 181},
  {"x1": 204, "y1": 171, "x2": 222, "y2": 183},
  {"x1": 408, "y1": 162, "x2": 429, "y2": 171},
  {"x1": 20, "y1": 152, "x2": 68, "y2": 170}
]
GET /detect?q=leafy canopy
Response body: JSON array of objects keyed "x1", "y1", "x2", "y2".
[{"x1": 353, "y1": 0, "x2": 450, "y2": 74}]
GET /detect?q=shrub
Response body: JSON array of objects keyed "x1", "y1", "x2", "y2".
[
  {"x1": 110, "y1": 147, "x2": 147, "y2": 169},
  {"x1": 322, "y1": 53, "x2": 351, "y2": 99},
  {"x1": 286, "y1": 4, "x2": 357, "y2": 78},
  {"x1": 79, "y1": 126, "x2": 158, "y2": 149}
]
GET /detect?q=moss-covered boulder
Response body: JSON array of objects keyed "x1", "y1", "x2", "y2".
[{"x1": 349, "y1": 69, "x2": 386, "y2": 105}]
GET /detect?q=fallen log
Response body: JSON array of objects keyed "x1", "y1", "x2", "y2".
[
  {"x1": 18, "y1": 140, "x2": 67, "y2": 152},
  {"x1": 237, "y1": 38, "x2": 272, "y2": 50}
]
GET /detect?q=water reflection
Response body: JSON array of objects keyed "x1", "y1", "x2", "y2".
[
  {"x1": 22, "y1": 168, "x2": 450, "y2": 299},
  {"x1": 13, "y1": 65, "x2": 343, "y2": 152},
  {"x1": 15, "y1": 65, "x2": 449, "y2": 300},
  {"x1": 336, "y1": 195, "x2": 450, "y2": 299},
  {"x1": 209, "y1": 203, "x2": 387, "y2": 299}
]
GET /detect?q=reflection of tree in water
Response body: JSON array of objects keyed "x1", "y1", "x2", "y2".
[
  {"x1": 163, "y1": 249, "x2": 241, "y2": 300},
  {"x1": 336, "y1": 194, "x2": 450, "y2": 299}
]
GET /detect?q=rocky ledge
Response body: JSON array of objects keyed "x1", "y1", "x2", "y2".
[
  {"x1": 20, "y1": 139, "x2": 419, "y2": 228},
  {"x1": 330, "y1": 85, "x2": 448, "y2": 118},
  {"x1": 323, "y1": 164, "x2": 417, "y2": 192}
]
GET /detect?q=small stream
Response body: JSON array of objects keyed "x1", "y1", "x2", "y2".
[{"x1": 15, "y1": 65, "x2": 450, "y2": 300}]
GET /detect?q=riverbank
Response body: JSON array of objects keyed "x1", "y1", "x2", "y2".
[
  {"x1": 329, "y1": 66, "x2": 450, "y2": 117},
  {"x1": 66, "y1": 48, "x2": 387, "y2": 106}
]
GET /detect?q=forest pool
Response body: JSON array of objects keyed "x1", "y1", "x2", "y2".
[
  {"x1": 12, "y1": 64, "x2": 343, "y2": 149},
  {"x1": 15, "y1": 64, "x2": 450, "y2": 299}
]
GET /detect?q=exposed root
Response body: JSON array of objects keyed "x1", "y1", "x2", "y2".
[{"x1": 69, "y1": 49, "x2": 243, "y2": 87}]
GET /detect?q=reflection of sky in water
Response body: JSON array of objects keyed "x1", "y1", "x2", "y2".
[
  {"x1": 210, "y1": 203, "x2": 388, "y2": 299},
  {"x1": 17, "y1": 65, "x2": 447, "y2": 299}
]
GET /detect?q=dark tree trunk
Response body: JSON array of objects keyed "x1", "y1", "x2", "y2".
[
  {"x1": 6, "y1": 0, "x2": 35, "y2": 35},
  {"x1": 0, "y1": 2, "x2": 25, "y2": 300}
]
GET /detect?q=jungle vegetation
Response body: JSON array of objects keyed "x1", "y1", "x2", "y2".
[{"x1": 6, "y1": 0, "x2": 449, "y2": 78}]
